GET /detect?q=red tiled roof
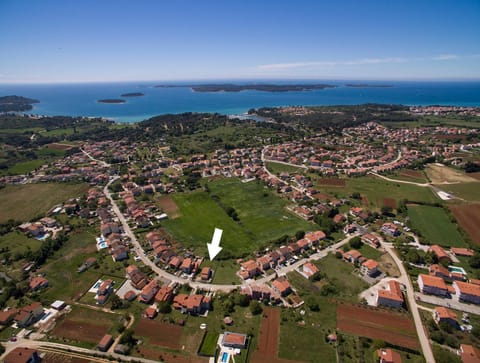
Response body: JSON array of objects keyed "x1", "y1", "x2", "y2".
[
  {"x1": 419, "y1": 274, "x2": 448, "y2": 290},
  {"x1": 454, "y1": 281, "x2": 480, "y2": 297}
]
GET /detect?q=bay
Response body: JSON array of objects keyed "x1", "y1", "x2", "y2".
[{"x1": 0, "y1": 80, "x2": 479, "y2": 123}]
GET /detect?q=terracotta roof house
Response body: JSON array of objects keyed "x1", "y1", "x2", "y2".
[
  {"x1": 361, "y1": 233, "x2": 381, "y2": 248},
  {"x1": 144, "y1": 306, "x2": 157, "y2": 319},
  {"x1": 361, "y1": 259, "x2": 379, "y2": 276},
  {"x1": 169, "y1": 256, "x2": 183, "y2": 270},
  {"x1": 97, "y1": 279, "x2": 113, "y2": 296},
  {"x1": 381, "y1": 223, "x2": 401, "y2": 237},
  {"x1": 377, "y1": 280, "x2": 404, "y2": 308},
  {"x1": 98, "y1": 334, "x2": 113, "y2": 352},
  {"x1": 459, "y1": 344, "x2": 480, "y2": 363},
  {"x1": 222, "y1": 332, "x2": 247, "y2": 349},
  {"x1": 124, "y1": 290, "x2": 137, "y2": 301},
  {"x1": 240, "y1": 284, "x2": 271, "y2": 301},
  {"x1": 434, "y1": 307, "x2": 459, "y2": 328},
  {"x1": 304, "y1": 230, "x2": 326, "y2": 245},
  {"x1": 272, "y1": 277, "x2": 291, "y2": 297},
  {"x1": 173, "y1": 294, "x2": 211, "y2": 315},
  {"x1": 139, "y1": 279, "x2": 159, "y2": 303},
  {"x1": 154, "y1": 285, "x2": 174, "y2": 303},
  {"x1": 180, "y1": 257, "x2": 193, "y2": 274},
  {"x1": 343, "y1": 224, "x2": 357, "y2": 234},
  {"x1": 429, "y1": 264, "x2": 450, "y2": 280},
  {"x1": 302, "y1": 262, "x2": 319, "y2": 278},
  {"x1": 240, "y1": 260, "x2": 259, "y2": 279},
  {"x1": 453, "y1": 281, "x2": 480, "y2": 305},
  {"x1": 201, "y1": 267, "x2": 212, "y2": 281},
  {"x1": 296, "y1": 238, "x2": 310, "y2": 252},
  {"x1": 29, "y1": 276, "x2": 49, "y2": 291},
  {"x1": 343, "y1": 249, "x2": 364, "y2": 264},
  {"x1": 429, "y1": 245, "x2": 451, "y2": 262},
  {"x1": 377, "y1": 348, "x2": 402, "y2": 363},
  {"x1": 4, "y1": 347, "x2": 41, "y2": 363},
  {"x1": 417, "y1": 274, "x2": 448, "y2": 297},
  {"x1": 0, "y1": 309, "x2": 18, "y2": 325},
  {"x1": 451, "y1": 247, "x2": 474, "y2": 257},
  {"x1": 333, "y1": 214, "x2": 345, "y2": 224}
]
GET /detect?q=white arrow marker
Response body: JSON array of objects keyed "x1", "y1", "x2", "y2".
[{"x1": 207, "y1": 228, "x2": 223, "y2": 261}]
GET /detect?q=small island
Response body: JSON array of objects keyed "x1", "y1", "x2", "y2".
[
  {"x1": 345, "y1": 84, "x2": 393, "y2": 88},
  {"x1": 97, "y1": 99, "x2": 126, "y2": 104},
  {"x1": 120, "y1": 92, "x2": 144, "y2": 97},
  {"x1": 155, "y1": 83, "x2": 336, "y2": 92},
  {"x1": 0, "y1": 95, "x2": 40, "y2": 112}
]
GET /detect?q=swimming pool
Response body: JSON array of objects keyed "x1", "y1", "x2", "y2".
[
  {"x1": 449, "y1": 266, "x2": 467, "y2": 275},
  {"x1": 40, "y1": 312, "x2": 51, "y2": 321},
  {"x1": 221, "y1": 352, "x2": 228, "y2": 363}
]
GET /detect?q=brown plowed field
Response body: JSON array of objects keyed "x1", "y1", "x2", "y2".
[
  {"x1": 42, "y1": 352, "x2": 90, "y2": 363},
  {"x1": 317, "y1": 178, "x2": 346, "y2": 187},
  {"x1": 158, "y1": 195, "x2": 181, "y2": 219},
  {"x1": 383, "y1": 198, "x2": 397, "y2": 209},
  {"x1": 251, "y1": 307, "x2": 300, "y2": 363},
  {"x1": 137, "y1": 346, "x2": 207, "y2": 363},
  {"x1": 450, "y1": 204, "x2": 480, "y2": 245},
  {"x1": 135, "y1": 318, "x2": 182, "y2": 349},
  {"x1": 336, "y1": 304, "x2": 419, "y2": 350},
  {"x1": 46, "y1": 143, "x2": 76, "y2": 150},
  {"x1": 399, "y1": 170, "x2": 425, "y2": 179},
  {"x1": 52, "y1": 319, "x2": 109, "y2": 344}
]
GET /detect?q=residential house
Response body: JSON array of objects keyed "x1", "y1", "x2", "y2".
[
  {"x1": 169, "y1": 256, "x2": 183, "y2": 270},
  {"x1": 434, "y1": 307, "x2": 459, "y2": 329},
  {"x1": 304, "y1": 230, "x2": 326, "y2": 245},
  {"x1": 201, "y1": 267, "x2": 212, "y2": 281},
  {"x1": 240, "y1": 284, "x2": 271, "y2": 301},
  {"x1": 29, "y1": 276, "x2": 49, "y2": 291},
  {"x1": 222, "y1": 332, "x2": 247, "y2": 349},
  {"x1": 343, "y1": 249, "x2": 364, "y2": 265},
  {"x1": 429, "y1": 264, "x2": 450, "y2": 280},
  {"x1": 144, "y1": 306, "x2": 157, "y2": 319},
  {"x1": 272, "y1": 277, "x2": 291, "y2": 297},
  {"x1": 361, "y1": 259, "x2": 379, "y2": 277},
  {"x1": 453, "y1": 281, "x2": 480, "y2": 305},
  {"x1": 417, "y1": 274, "x2": 448, "y2": 297},
  {"x1": 240, "y1": 260, "x2": 259, "y2": 280},
  {"x1": 381, "y1": 223, "x2": 401, "y2": 237},
  {"x1": 302, "y1": 262, "x2": 319, "y2": 278},
  {"x1": 98, "y1": 334, "x2": 114, "y2": 352},
  {"x1": 377, "y1": 348, "x2": 402, "y2": 363},
  {"x1": 173, "y1": 294, "x2": 211, "y2": 315},
  {"x1": 361, "y1": 233, "x2": 381, "y2": 248},
  {"x1": 343, "y1": 224, "x2": 357, "y2": 234},
  {"x1": 126, "y1": 265, "x2": 148, "y2": 290},
  {"x1": 139, "y1": 279, "x2": 159, "y2": 303},
  {"x1": 4, "y1": 347, "x2": 41, "y2": 363},
  {"x1": 0, "y1": 309, "x2": 18, "y2": 326},
  {"x1": 256, "y1": 255, "x2": 273, "y2": 272},
  {"x1": 429, "y1": 245, "x2": 451, "y2": 263},
  {"x1": 180, "y1": 257, "x2": 193, "y2": 274},
  {"x1": 154, "y1": 285, "x2": 174, "y2": 303},
  {"x1": 377, "y1": 280, "x2": 404, "y2": 308},
  {"x1": 14, "y1": 302, "x2": 44, "y2": 327},
  {"x1": 451, "y1": 248, "x2": 474, "y2": 257}
]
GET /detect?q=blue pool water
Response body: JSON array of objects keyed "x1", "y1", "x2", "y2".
[{"x1": 221, "y1": 352, "x2": 228, "y2": 362}]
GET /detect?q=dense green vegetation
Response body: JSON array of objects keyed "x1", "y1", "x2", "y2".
[
  {"x1": 0, "y1": 95, "x2": 39, "y2": 112},
  {"x1": 407, "y1": 205, "x2": 467, "y2": 247}
]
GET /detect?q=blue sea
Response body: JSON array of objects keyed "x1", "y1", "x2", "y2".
[{"x1": 1, "y1": 80, "x2": 479, "y2": 123}]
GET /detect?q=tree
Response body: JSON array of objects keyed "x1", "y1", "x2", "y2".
[
  {"x1": 249, "y1": 300, "x2": 263, "y2": 315},
  {"x1": 295, "y1": 230, "x2": 305, "y2": 240},
  {"x1": 120, "y1": 328, "x2": 136, "y2": 347},
  {"x1": 158, "y1": 301, "x2": 171, "y2": 314},
  {"x1": 469, "y1": 253, "x2": 480, "y2": 269},
  {"x1": 306, "y1": 296, "x2": 320, "y2": 312},
  {"x1": 349, "y1": 236, "x2": 362, "y2": 249},
  {"x1": 235, "y1": 294, "x2": 250, "y2": 307},
  {"x1": 381, "y1": 205, "x2": 394, "y2": 216}
]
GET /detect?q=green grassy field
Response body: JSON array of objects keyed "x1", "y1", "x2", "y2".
[
  {"x1": 0, "y1": 231, "x2": 42, "y2": 256},
  {"x1": 439, "y1": 182, "x2": 480, "y2": 202},
  {"x1": 265, "y1": 161, "x2": 306, "y2": 175},
  {"x1": 316, "y1": 175, "x2": 438, "y2": 208},
  {"x1": 198, "y1": 331, "x2": 218, "y2": 356},
  {"x1": 1, "y1": 159, "x2": 45, "y2": 175},
  {"x1": 162, "y1": 179, "x2": 312, "y2": 257},
  {"x1": 408, "y1": 205, "x2": 467, "y2": 247},
  {"x1": 0, "y1": 182, "x2": 89, "y2": 223}
]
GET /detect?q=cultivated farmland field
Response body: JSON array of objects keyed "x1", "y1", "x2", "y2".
[
  {"x1": 407, "y1": 205, "x2": 467, "y2": 247},
  {"x1": 0, "y1": 182, "x2": 89, "y2": 223},
  {"x1": 162, "y1": 178, "x2": 312, "y2": 257},
  {"x1": 316, "y1": 176, "x2": 438, "y2": 208},
  {"x1": 450, "y1": 204, "x2": 480, "y2": 245},
  {"x1": 134, "y1": 319, "x2": 182, "y2": 349}
]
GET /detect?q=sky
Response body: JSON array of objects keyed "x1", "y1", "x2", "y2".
[{"x1": 0, "y1": 0, "x2": 479, "y2": 83}]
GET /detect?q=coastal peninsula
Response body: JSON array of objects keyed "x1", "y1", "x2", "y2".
[
  {"x1": 0, "y1": 95, "x2": 39, "y2": 112},
  {"x1": 155, "y1": 83, "x2": 336, "y2": 92},
  {"x1": 97, "y1": 99, "x2": 126, "y2": 104},
  {"x1": 345, "y1": 84, "x2": 393, "y2": 88},
  {"x1": 120, "y1": 92, "x2": 144, "y2": 97}
]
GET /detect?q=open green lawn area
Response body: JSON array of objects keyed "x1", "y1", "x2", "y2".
[
  {"x1": 162, "y1": 178, "x2": 312, "y2": 257},
  {"x1": 0, "y1": 182, "x2": 89, "y2": 223},
  {"x1": 357, "y1": 243, "x2": 384, "y2": 261},
  {"x1": 200, "y1": 259, "x2": 239, "y2": 285},
  {"x1": 198, "y1": 331, "x2": 218, "y2": 356},
  {"x1": 316, "y1": 175, "x2": 438, "y2": 209},
  {"x1": 1, "y1": 159, "x2": 45, "y2": 175},
  {"x1": 408, "y1": 205, "x2": 467, "y2": 248},
  {"x1": 0, "y1": 231, "x2": 41, "y2": 257},
  {"x1": 265, "y1": 161, "x2": 306, "y2": 175},
  {"x1": 439, "y1": 182, "x2": 480, "y2": 202}
]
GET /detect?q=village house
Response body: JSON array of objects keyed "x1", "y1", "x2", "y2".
[
  {"x1": 361, "y1": 233, "x2": 381, "y2": 248},
  {"x1": 154, "y1": 285, "x2": 174, "y2": 303},
  {"x1": 126, "y1": 265, "x2": 148, "y2": 290},
  {"x1": 29, "y1": 276, "x2": 49, "y2": 291},
  {"x1": 302, "y1": 262, "x2": 319, "y2": 278},
  {"x1": 361, "y1": 259, "x2": 379, "y2": 277},
  {"x1": 377, "y1": 348, "x2": 402, "y2": 363},
  {"x1": 4, "y1": 347, "x2": 41, "y2": 363},
  {"x1": 429, "y1": 264, "x2": 450, "y2": 280},
  {"x1": 272, "y1": 277, "x2": 292, "y2": 297},
  {"x1": 96, "y1": 279, "x2": 114, "y2": 305},
  {"x1": 173, "y1": 294, "x2": 211, "y2": 315},
  {"x1": 343, "y1": 224, "x2": 357, "y2": 234},
  {"x1": 451, "y1": 247, "x2": 474, "y2": 257},
  {"x1": 241, "y1": 284, "x2": 272, "y2": 301},
  {"x1": 222, "y1": 332, "x2": 247, "y2": 349},
  {"x1": 256, "y1": 255, "x2": 273, "y2": 272},
  {"x1": 433, "y1": 307, "x2": 459, "y2": 329},
  {"x1": 381, "y1": 222, "x2": 401, "y2": 237},
  {"x1": 453, "y1": 281, "x2": 480, "y2": 305},
  {"x1": 144, "y1": 306, "x2": 158, "y2": 319},
  {"x1": 376, "y1": 280, "x2": 404, "y2": 308},
  {"x1": 0, "y1": 309, "x2": 17, "y2": 326},
  {"x1": 139, "y1": 279, "x2": 160, "y2": 303},
  {"x1": 417, "y1": 274, "x2": 448, "y2": 297},
  {"x1": 240, "y1": 260, "x2": 259, "y2": 280},
  {"x1": 201, "y1": 267, "x2": 212, "y2": 281},
  {"x1": 98, "y1": 334, "x2": 114, "y2": 352},
  {"x1": 429, "y1": 245, "x2": 451, "y2": 263},
  {"x1": 14, "y1": 302, "x2": 44, "y2": 328},
  {"x1": 78, "y1": 257, "x2": 97, "y2": 273},
  {"x1": 342, "y1": 249, "x2": 364, "y2": 265}
]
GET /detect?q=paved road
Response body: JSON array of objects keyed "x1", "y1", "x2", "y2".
[
  {"x1": 415, "y1": 292, "x2": 480, "y2": 315},
  {"x1": 381, "y1": 241, "x2": 436, "y2": 363},
  {"x1": 80, "y1": 148, "x2": 111, "y2": 168},
  {"x1": 369, "y1": 171, "x2": 430, "y2": 187},
  {"x1": 263, "y1": 157, "x2": 308, "y2": 170}
]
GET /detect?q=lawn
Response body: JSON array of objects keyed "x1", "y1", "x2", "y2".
[
  {"x1": 200, "y1": 259, "x2": 239, "y2": 285},
  {"x1": 265, "y1": 161, "x2": 306, "y2": 175},
  {"x1": 0, "y1": 182, "x2": 89, "y2": 223},
  {"x1": 162, "y1": 178, "x2": 312, "y2": 257},
  {"x1": 317, "y1": 175, "x2": 438, "y2": 209},
  {"x1": 439, "y1": 182, "x2": 480, "y2": 202},
  {"x1": 407, "y1": 205, "x2": 467, "y2": 248},
  {"x1": 357, "y1": 243, "x2": 384, "y2": 261},
  {"x1": 2, "y1": 159, "x2": 45, "y2": 175},
  {"x1": 0, "y1": 231, "x2": 41, "y2": 257},
  {"x1": 198, "y1": 331, "x2": 218, "y2": 356}
]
